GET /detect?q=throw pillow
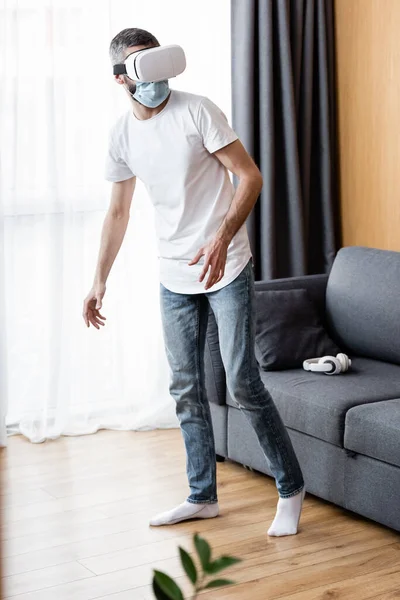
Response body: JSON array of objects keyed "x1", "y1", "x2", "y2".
[{"x1": 254, "y1": 288, "x2": 341, "y2": 371}]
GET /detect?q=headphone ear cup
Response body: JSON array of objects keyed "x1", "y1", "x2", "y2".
[
  {"x1": 318, "y1": 356, "x2": 341, "y2": 375},
  {"x1": 337, "y1": 353, "x2": 349, "y2": 372}
]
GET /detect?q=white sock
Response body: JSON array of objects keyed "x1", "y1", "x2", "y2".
[
  {"x1": 149, "y1": 500, "x2": 219, "y2": 527},
  {"x1": 267, "y1": 488, "x2": 306, "y2": 537}
]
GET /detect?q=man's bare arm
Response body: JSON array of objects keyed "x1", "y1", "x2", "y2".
[
  {"x1": 213, "y1": 139, "x2": 263, "y2": 245},
  {"x1": 83, "y1": 177, "x2": 135, "y2": 328},
  {"x1": 189, "y1": 140, "x2": 262, "y2": 290},
  {"x1": 93, "y1": 177, "x2": 136, "y2": 285}
]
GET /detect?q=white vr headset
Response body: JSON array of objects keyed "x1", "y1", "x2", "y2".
[
  {"x1": 113, "y1": 44, "x2": 186, "y2": 82},
  {"x1": 303, "y1": 353, "x2": 351, "y2": 375}
]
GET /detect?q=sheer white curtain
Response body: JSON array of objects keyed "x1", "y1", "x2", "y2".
[{"x1": 0, "y1": 0, "x2": 231, "y2": 443}]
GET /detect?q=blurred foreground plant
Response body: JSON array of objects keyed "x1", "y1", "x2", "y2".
[{"x1": 152, "y1": 532, "x2": 242, "y2": 599}]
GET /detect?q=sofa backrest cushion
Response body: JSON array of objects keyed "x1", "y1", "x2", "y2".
[{"x1": 326, "y1": 247, "x2": 400, "y2": 364}]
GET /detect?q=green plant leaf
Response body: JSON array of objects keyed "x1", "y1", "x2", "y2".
[
  {"x1": 194, "y1": 533, "x2": 211, "y2": 571},
  {"x1": 152, "y1": 576, "x2": 173, "y2": 600},
  {"x1": 204, "y1": 556, "x2": 242, "y2": 575},
  {"x1": 153, "y1": 570, "x2": 184, "y2": 600},
  {"x1": 179, "y1": 546, "x2": 197, "y2": 584},
  {"x1": 203, "y1": 578, "x2": 235, "y2": 589}
]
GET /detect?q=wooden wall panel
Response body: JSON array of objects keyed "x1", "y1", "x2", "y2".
[{"x1": 334, "y1": 0, "x2": 400, "y2": 251}]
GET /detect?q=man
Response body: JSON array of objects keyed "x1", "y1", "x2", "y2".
[{"x1": 82, "y1": 28, "x2": 305, "y2": 536}]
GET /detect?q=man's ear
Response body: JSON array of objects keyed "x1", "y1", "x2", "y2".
[{"x1": 114, "y1": 74, "x2": 125, "y2": 85}]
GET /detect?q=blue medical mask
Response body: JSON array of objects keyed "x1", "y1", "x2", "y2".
[{"x1": 132, "y1": 80, "x2": 170, "y2": 108}]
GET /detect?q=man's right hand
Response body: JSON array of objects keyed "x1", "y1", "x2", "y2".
[
  {"x1": 82, "y1": 283, "x2": 107, "y2": 329},
  {"x1": 82, "y1": 178, "x2": 135, "y2": 330}
]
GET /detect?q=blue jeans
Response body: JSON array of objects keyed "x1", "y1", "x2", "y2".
[{"x1": 160, "y1": 258, "x2": 304, "y2": 503}]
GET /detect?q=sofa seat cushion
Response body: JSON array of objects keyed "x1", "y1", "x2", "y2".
[
  {"x1": 226, "y1": 357, "x2": 400, "y2": 447},
  {"x1": 345, "y1": 399, "x2": 400, "y2": 468}
]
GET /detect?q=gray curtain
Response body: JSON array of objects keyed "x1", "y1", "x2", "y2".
[{"x1": 231, "y1": 0, "x2": 340, "y2": 280}]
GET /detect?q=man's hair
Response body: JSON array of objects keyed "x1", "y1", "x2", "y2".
[{"x1": 109, "y1": 28, "x2": 160, "y2": 66}]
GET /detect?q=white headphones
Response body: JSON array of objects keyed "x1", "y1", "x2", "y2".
[{"x1": 303, "y1": 353, "x2": 351, "y2": 375}]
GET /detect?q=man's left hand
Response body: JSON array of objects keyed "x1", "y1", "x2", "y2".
[{"x1": 188, "y1": 236, "x2": 229, "y2": 290}]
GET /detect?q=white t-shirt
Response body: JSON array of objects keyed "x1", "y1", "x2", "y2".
[{"x1": 105, "y1": 90, "x2": 252, "y2": 294}]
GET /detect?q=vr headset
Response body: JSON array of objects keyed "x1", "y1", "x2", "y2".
[{"x1": 113, "y1": 45, "x2": 186, "y2": 82}]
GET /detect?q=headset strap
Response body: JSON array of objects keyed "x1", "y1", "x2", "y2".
[{"x1": 113, "y1": 64, "x2": 127, "y2": 75}]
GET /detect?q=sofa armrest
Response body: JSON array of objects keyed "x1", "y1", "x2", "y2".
[{"x1": 255, "y1": 274, "x2": 329, "y2": 317}]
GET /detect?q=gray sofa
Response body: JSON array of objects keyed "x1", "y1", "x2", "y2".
[{"x1": 205, "y1": 246, "x2": 400, "y2": 532}]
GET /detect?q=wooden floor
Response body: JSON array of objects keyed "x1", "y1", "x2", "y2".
[{"x1": 1, "y1": 430, "x2": 399, "y2": 600}]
